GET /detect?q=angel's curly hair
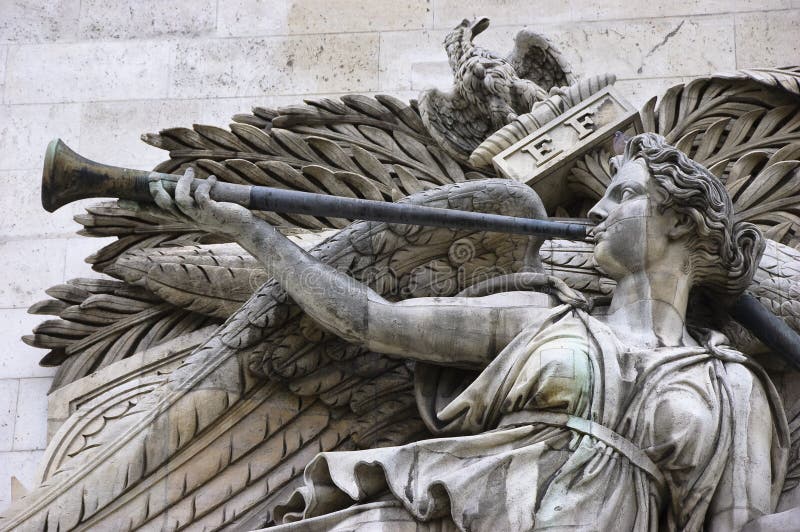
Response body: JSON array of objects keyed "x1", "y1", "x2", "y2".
[{"x1": 612, "y1": 132, "x2": 764, "y2": 297}]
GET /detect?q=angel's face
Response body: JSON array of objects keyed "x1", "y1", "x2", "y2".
[{"x1": 587, "y1": 159, "x2": 681, "y2": 280}]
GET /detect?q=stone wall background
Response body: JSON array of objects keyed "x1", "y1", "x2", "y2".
[{"x1": 1, "y1": 0, "x2": 798, "y2": 511}]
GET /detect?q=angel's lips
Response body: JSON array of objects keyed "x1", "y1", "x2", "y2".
[{"x1": 587, "y1": 226, "x2": 605, "y2": 242}]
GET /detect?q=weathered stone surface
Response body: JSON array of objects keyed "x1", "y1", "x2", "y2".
[
  {"x1": 170, "y1": 34, "x2": 379, "y2": 99},
  {"x1": 380, "y1": 26, "x2": 527, "y2": 91},
  {"x1": 615, "y1": 76, "x2": 688, "y2": 109},
  {"x1": 62, "y1": 236, "x2": 116, "y2": 279},
  {"x1": 572, "y1": 0, "x2": 792, "y2": 21},
  {"x1": 0, "y1": 104, "x2": 80, "y2": 170},
  {"x1": 5, "y1": 41, "x2": 173, "y2": 104},
  {"x1": 11, "y1": 379, "x2": 50, "y2": 451},
  {"x1": 409, "y1": 60, "x2": 452, "y2": 91},
  {"x1": 79, "y1": 98, "x2": 272, "y2": 170},
  {"x1": 735, "y1": 10, "x2": 800, "y2": 68},
  {"x1": 433, "y1": 0, "x2": 573, "y2": 28},
  {"x1": 0, "y1": 239, "x2": 68, "y2": 308},
  {"x1": 80, "y1": 100, "x2": 187, "y2": 170},
  {"x1": 379, "y1": 29, "x2": 448, "y2": 91},
  {"x1": 0, "y1": 450, "x2": 45, "y2": 512},
  {"x1": 0, "y1": 172, "x2": 79, "y2": 237},
  {"x1": 0, "y1": 380, "x2": 20, "y2": 452},
  {"x1": 544, "y1": 16, "x2": 735, "y2": 79},
  {"x1": 0, "y1": 310, "x2": 57, "y2": 381},
  {"x1": 78, "y1": 0, "x2": 217, "y2": 40},
  {"x1": 0, "y1": 1, "x2": 79, "y2": 44},
  {"x1": 217, "y1": 0, "x2": 433, "y2": 37},
  {"x1": 381, "y1": 17, "x2": 733, "y2": 92},
  {"x1": 433, "y1": 0, "x2": 791, "y2": 28},
  {"x1": 0, "y1": 46, "x2": 7, "y2": 100}
]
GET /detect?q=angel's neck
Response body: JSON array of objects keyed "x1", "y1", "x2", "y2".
[{"x1": 605, "y1": 270, "x2": 693, "y2": 348}]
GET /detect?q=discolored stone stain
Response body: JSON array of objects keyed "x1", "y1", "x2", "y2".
[{"x1": 462, "y1": 456, "x2": 513, "y2": 530}]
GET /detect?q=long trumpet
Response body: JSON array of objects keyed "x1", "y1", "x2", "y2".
[
  {"x1": 42, "y1": 139, "x2": 590, "y2": 241},
  {"x1": 39, "y1": 138, "x2": 800, "y2": 367}
]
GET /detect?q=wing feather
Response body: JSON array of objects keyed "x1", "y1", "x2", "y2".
[{"x1": 506, "y1": 29, "x2": 577, "y2": 91}]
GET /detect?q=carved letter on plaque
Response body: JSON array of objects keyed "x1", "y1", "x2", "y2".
[
  {"x1": 564, "y1": 111, "x2": 595, "y2": 139},
  {"x1": 521, "y1": 136, "x2": 563, "y2": 165}
]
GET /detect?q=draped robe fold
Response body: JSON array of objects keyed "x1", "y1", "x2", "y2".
[{"x1": 273, "y1": 305, "x2": 789, "y2": 531}]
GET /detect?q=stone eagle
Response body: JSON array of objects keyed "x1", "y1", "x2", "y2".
[{"x1": 418, "y1": 17, "x2": 577, "y2": 161}]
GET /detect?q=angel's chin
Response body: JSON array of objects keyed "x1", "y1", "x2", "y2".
[{"x1": 592, "y1": 244, "x2": 623, "y2": 281}]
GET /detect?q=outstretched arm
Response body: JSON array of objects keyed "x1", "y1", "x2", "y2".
[{"x1": 153, "y1": 172, "x2": 559, "y2": 368}]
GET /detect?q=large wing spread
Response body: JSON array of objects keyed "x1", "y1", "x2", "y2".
[
  {"x1": 2, "y1": 179, "x2": 546, "y2": 531},
  {"x1": 8, "y1": 93, "x2": 508, "y2": 529},
  {"x1": 25, "y1": 94, "x2": 492, "y2": 389}
]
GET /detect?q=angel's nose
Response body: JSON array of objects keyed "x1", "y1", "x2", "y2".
[{"x1": 587, "y1": 201, "x2": 607, "y2": 224}]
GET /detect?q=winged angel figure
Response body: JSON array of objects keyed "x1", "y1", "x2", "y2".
[{"x1": 4, "y1": 18, "x2": 800, "y2": 532}]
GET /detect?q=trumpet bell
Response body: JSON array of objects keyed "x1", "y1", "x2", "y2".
[{"x1": 41, "y1": 138, "x2": 152, "y2": 213}]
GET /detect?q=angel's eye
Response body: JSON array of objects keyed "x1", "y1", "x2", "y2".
[{"x1": 621, "y1": 188, "x2": 636, "y2": 201}]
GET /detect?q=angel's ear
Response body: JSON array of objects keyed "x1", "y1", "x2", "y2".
[{"x1": 668, "y1": 212, "x2": 694, "y2": 241}]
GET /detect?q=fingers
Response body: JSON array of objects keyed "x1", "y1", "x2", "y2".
[
  {"x1": 195, "y1": 175, "x2": 216, "y2": 209},
  {"x1": 175, "y1": 170, "x2": 195, "y2": 214},
  {"x1": 149, "y1": 175, "x2": 174, "y2": 212},
  {"x1": 149, "y1": 171, "x2": 194, "y2": 221},
  {"x1": 147, "y1": 168, "x2": 228, "y2": 231}
]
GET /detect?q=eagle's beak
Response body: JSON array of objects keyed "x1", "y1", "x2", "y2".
[{"x1": 471, "y1": 17, "x2": 490, "y2": 38}]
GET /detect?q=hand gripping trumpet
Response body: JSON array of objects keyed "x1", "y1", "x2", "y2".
[{"x1": 40, "y1": 138, "x2": 800, "y2": 367}]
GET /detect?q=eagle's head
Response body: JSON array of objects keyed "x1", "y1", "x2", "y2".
[{"x1": 444, "y1": 17, "x2": 491, "y2": 72}]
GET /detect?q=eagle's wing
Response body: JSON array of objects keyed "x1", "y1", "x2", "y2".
[
  {"x1": 506, "y1": 29, "x2": 577, "y2": 92},
  {"x1": 417, "y1": 87, "x2": 495, "y2": 164}
]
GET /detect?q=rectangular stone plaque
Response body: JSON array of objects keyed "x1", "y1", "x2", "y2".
[{"x1": 492, "y1": 86, "x2": 642, "y2": 208}]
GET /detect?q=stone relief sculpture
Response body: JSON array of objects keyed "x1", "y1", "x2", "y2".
[{"x1": 3, "y1": 17, "x2": 800, "y2": 532}]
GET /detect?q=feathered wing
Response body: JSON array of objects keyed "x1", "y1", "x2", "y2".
[
  {"x1": 506, "y1": 29, "x2": 577, "y2": 92},
  {"x1": 418, "y1": 88, "x2": 495, "y2": 164},
  {"x1": 25, "y1": 94, "x2": 493, "y2": 390},
  {"x1": 2, "y1": 179, "x2": 547, "y2": 531}
]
